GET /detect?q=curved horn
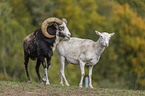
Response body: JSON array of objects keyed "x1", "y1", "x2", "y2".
[{"x1": 41, "y1": 17, "x2": 63, "y2": 38}]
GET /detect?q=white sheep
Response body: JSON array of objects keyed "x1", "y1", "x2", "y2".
[{"x1": 56, "y1": 31, "x2": 115, "y2": 88}]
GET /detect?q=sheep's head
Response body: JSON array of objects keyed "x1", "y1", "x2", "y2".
[
  {"x1": 95, "y1": 30, "x2": 115, "y2": 47},
  {"x1": 41, "y1": 17, "x2": 71, "y2": 39},
  {"x1": 57, "y1": 18, "x2": 71, "y2": 39}
]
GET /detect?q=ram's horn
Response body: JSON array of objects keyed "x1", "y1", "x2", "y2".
[{"x1": 41, "y1": 17, "x2": 63, "y2": 38}]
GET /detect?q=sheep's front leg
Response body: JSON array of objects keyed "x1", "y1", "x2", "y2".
[
  {"x1": 79, "y1": 60, "x2": 85, "y2": 88},
  {"x1": 42, "y1": 57, "x2": 51, "y2": 82},
  {"x1": 42, "y1": 59, "x2": 50, "y2": 85},
  {"x1": 59, "y1": 56, "x2": 69, "y2": 86},
  {"x1": 89, "y1": 65, "x2": 94, "y2": 88}
]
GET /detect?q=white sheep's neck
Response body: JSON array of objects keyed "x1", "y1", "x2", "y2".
[{"x1": 95, "y1": 38, "x2": 105, "y2": 56}]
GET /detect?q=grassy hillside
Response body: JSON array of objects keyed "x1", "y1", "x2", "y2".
[{"x1": 0, "y1": 81, "x2": 145, "y2": 96}]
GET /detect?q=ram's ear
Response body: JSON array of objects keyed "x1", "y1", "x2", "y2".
[
  {"x1": 62, "y1": 18, "x2": 67, "y2": 24},
  {"x1": 95, "y1": 30, "x2": 102, "y2": 36},
  {"x1": 110, "y1": 33, "x2": 115, "y2": 37}
]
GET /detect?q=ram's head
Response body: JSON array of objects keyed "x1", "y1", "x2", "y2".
[{"x1": 41, "y1": 17, "x2": 71, "y2": 39}]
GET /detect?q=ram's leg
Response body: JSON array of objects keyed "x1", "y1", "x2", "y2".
[
  {"x1": 79, "y1": 60, "x2": 85, "y2": 88},
  {"x1": 24, "y1": 54, "x2": 31, "y2": 83},
  {"x1": 42, "y1": 59, "x2": 50, "y2": 85},
  {"x1": 46, "y1": 57, "x2": 51, "y2": 73},
  {"x1": 42, "y1": 57, "x2": 51, "y2": 82},
  {"x1": 35, "y1": 59, "x2": 43, "y2": 83},
  {"x1": 59, "y1": 56, "x2": 69, "y2": 86},
  {"x1": 89, "y1": 65, "x2": 94, "y2": 88}
]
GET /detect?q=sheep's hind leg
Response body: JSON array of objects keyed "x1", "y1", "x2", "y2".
[
  {"x1": 35, "y1": 59, "x2": 43, "y2": 84},
  {"x1": 59, "y1": 56, "x2": 69, "y2": 86},
  {"x1": 64, "y1": 59, "x2": 69, "y2": 86},
  {"x1": 89, "y1": 65, "x2": 94, "y2": 88},
  {"x1": 79, "y1": 60, "x2": 85, "y2": 88},
  {"x1": 24, "y1": 55, "x2": 31, "y2": 83}
]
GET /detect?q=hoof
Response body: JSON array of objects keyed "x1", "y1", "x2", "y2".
[
  {"x1": 40, "y1": 81, "x2": 44, "y2": 84},
  {"x1": 42, "y1": 77, "x2": 46, "y2": 82},
  {"x1": 27, "y1": 80, "x2": 32, "y2": 83},
  {"x1": 46, "y1": 83, "x2": 50, "y2": 85},
  {"x1": 60, "y1": 82, "x2": 64, "y2": 86},
  {"x1": 65, "y1": 83, "x2": 70, "y2": 86},
  {"x1": 79, "y1": 84, "x2": 82, "y2": 88},
  {"x1": 90, "y1": 86, "x2": 93, "y2": 88},
  {"x1": 89, "y1": 84, "x2": 93, "y2": 88}
]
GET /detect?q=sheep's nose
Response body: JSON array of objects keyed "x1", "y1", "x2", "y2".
[
  {"x1": 67, "y1": 34, "x2": 71, "y2": 39},
  {"x1": 68, "y1": 34, "x2": 71, "y2": 37}
]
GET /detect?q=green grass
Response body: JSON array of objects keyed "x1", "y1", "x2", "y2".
[{"x1": 0, "y1": 80, "x2": 145, "y2": 96}]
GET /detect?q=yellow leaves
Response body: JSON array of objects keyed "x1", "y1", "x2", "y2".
[
  {"x1": 80, "y1": 0, "x2": 96, "y2": 7},
  {"x1": 131, "y1": 17, "x2": 145, "y2": 31},
  {"x1": 112, "y1": 3, "x2": 145, "y2": 38},
  {"x1": 58, "y1": 0, "x2": 72, "y2": 4},
  {"x1": 55, "y1": 0, "x2": 104, "y2": 38},
  {"x1": 113, "y1": 4, "x2": 137, "y2": 23},
  {"x1": 113, "y1": 4, "x2": 133, "y2": 16},
  {"x1": 123, "y1": 35, "x2": 144, "y2": 52},
  {"x1": 65, "y1": 6, "x2": 72, "y2": 14},
  {"x1": 113, "y1": 4, "x2": 124, "y2": 15},
  {"x1": 112, "y1": 3, "x2": 145, "y2": 52}
]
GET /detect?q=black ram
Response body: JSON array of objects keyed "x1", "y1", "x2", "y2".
[{"x1": 23, "y1": 17, "x2": 71, "y2": 85}]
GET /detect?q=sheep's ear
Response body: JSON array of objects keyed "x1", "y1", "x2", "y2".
[
  {"x1": 95, "y1": 30, "x2": 102, "y2": 36},
  {"x1": 62, "y1": 18, "x2": 67, "y2": 24},
  {"x1": 110, "y1": 33, "x2": 115, "y2": 37}
]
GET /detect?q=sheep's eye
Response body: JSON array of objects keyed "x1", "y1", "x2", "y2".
[{"x1": 59, "y1": 26, "x2": 64, "y2": 31}]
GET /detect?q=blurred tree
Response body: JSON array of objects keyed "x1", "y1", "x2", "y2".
[
  {"x1": 0, "y1": 0, "x2": 33, "y2": 80},
  {"x1": 117, "y1": 0, "x2": 145, "y2": 19},
  {"x1": 54, "y1": 0, "x2": 104, "y2": 39},
  {"x1": 110, "y1": 3, "x2": 145, "y2": 89},
  {"x1": 23, "y1": 0, "x2": 55, "y2": 26}
]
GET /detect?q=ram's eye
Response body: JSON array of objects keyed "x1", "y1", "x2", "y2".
[{"x1": 59, "y1": 26, "x2": 64, "y2": 31}]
